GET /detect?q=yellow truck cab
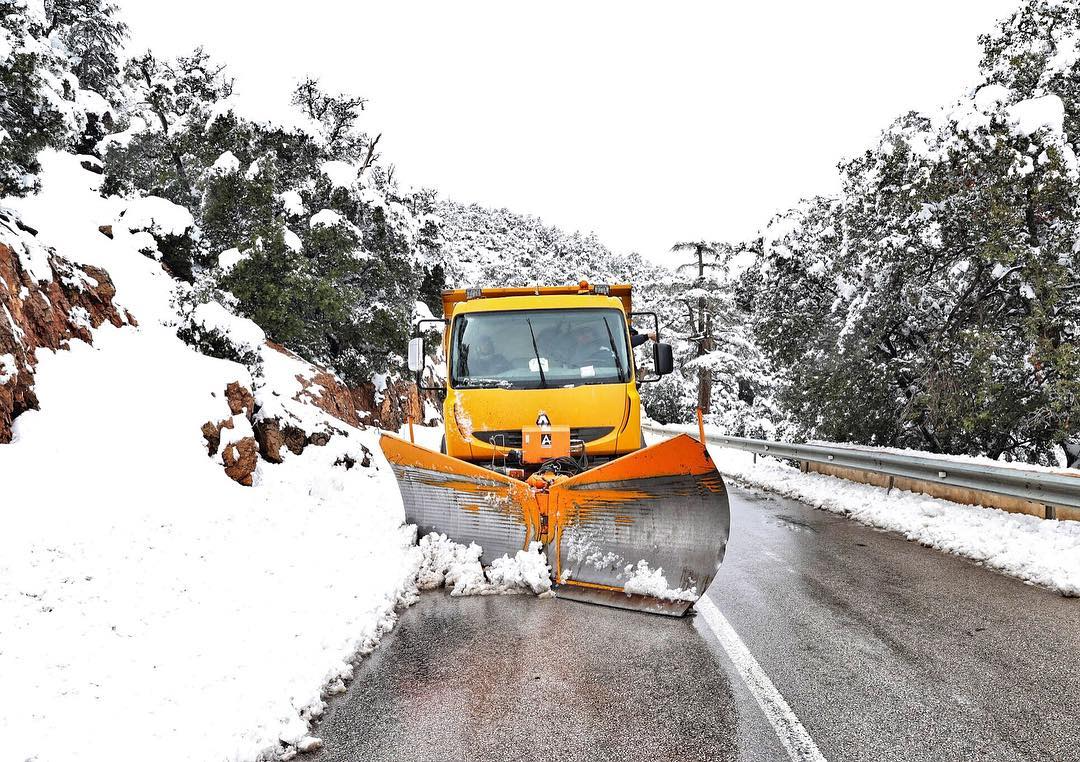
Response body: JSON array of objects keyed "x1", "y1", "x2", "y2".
[{"x1": 409, "y1": 281, "x2": 674, "y2": 468}]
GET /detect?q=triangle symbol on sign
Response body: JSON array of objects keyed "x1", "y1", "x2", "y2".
[{"x1": 541, "y1": 434, "x2": 552, "y2": 448}]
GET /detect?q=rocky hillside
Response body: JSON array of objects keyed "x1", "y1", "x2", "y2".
[{"x1": 0, "y1": 214, "x2": 130, "y2": 442}]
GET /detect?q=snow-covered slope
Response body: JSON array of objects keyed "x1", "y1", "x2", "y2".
[{"x1": 0, "y1": 152, "x2": 422, "y2": 761}]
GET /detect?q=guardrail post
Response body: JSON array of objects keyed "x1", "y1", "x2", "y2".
[
  {"x1": 887, "y1": 475, "x2": 894, "y2": 495},
  {"x1": 1046, "y1": 505, "x2": 1057, "y2": 520}
]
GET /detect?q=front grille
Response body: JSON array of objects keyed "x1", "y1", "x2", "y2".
[{"x1": 473, "y1": 426, "x2": 614, "y2": 447}]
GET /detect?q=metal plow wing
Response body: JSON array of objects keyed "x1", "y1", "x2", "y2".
[
  {"x1": 379, "y1": 434, "x2": 540, "y2": 563},
  {"x1": 548, "y1": 434, "x2": 730, "y2": 616}
]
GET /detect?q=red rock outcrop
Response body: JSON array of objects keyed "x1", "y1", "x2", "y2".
[
  {"x1": 350, "y1": 378, "x2": 432, "y2": 431},
  {"x1": 225, "y1": 381, "x2": 254, "y2": 418},
  {"x1": 251, "y1": 417, "x2": 314, "y2": 463},
  {"x1": 202, "y1": 381, "x2": 260, "y2": 486},
  {"x1": 0, "y1": 238, "x2": 129, "y2": 443},
  {"x1": 265, "y1": 341, "x2": 361, "y2": 428},
  {"x1": 222, "y1": 436, "x2": 258, "y2": 486}
]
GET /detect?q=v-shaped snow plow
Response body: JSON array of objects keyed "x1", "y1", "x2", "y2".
[
  {"x1": 386, "y1": 281, "x2": 731, "y2": 615},
  {"x1": 381, "y1": 432, "x2": 729, "y2": 616}
]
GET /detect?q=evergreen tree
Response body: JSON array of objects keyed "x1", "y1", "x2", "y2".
[
  {"x1": 45, "y1": 0, "x2": 128, "y2": 97},
  {"x1": 669, "y1": 241, "x2": 721, "y2": 414},
  {"x1": 0, "y1": 2, "x2": 67, "y2": 196},
  {"x1": 742, "y1": 0, "x2": 1080, "y2": 464}
]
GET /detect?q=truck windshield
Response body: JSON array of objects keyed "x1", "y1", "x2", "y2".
[{"x1": 450, "y1": 308, "x2": 632, "y2": 389}]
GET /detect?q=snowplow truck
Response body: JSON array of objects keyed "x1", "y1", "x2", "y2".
[{"x1": 380, "y1": 282, "x2": 730, "y2": 615}]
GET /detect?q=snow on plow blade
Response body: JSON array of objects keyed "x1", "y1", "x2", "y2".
[
  {"x1": 379, "y1": 434, "x2": 540, "y2": 563},
  {"x1": 547, "y1": 435, "x2": 730, "y2": 616},
  {"x1": 379, "y1": 432, "x2": 729, "y2": 616}
]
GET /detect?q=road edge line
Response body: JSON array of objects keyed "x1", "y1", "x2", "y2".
[{"x1": 696, "y1": 595, "x2": 828, "y2": 762}]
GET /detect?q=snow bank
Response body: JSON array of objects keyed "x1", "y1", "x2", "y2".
[
  {"x1": 642, "y1": 425, "x2": 1080, "y2": 596},
  {"x1": 1, "y1": 151, "x2": 425, "y2": 762}
]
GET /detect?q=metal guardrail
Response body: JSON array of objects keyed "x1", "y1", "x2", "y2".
[{"x1": 642, "y1": 424, "x2": 1080, "y2": 513}]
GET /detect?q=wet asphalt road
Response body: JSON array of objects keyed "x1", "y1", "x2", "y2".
[{"x1": 308, "y1": 484, "x2": 1080, "y2": 762}]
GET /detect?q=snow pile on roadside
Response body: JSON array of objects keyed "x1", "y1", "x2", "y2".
[
  {"x1": 659, "y1": 434, "x2": 1080, "y2": 597},
  {"x1": 0, "y1": 151, "x2": 422, "y2": 762},
  {"x1": 416, "y1": 533, "x2": 553, "y2": 596}
]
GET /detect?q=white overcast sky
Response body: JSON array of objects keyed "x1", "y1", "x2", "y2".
[{"x1": 117, "y1": 0, "x2": 1020, "y2": 264}]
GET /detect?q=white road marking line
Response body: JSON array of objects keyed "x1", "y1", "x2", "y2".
[{"x1": 696, "y1": 595, "x2": 828, "y2": 762}]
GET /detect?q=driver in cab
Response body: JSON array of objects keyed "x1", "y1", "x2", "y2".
[{"x1": 566, "y1": 322, "x2": 655, "y2": 367}]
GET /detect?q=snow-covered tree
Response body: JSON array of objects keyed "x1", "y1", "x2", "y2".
[
  {"x1": 102, "y1": 64, "x2": 439, "y2": 382},
  {"x1": 0, "y1": 1, "x2": 68, "y2": 195},
  {"x1": 741, "y1": 0, "x2": 1080, "y2": 464},
  {"x1": 45, "y1": 0, "x2": 127, "y2": 97}
]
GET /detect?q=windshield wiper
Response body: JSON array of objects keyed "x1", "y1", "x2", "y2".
[
  {"x1": 602, "y1": 316, "x2": 626, "y2": 383},
  {"x1": 525, "y1": 318, "x2": 548, "y2": 388}
]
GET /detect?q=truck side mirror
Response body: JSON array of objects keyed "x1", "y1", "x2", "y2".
[
  {"x1": 407, "y1": 336, "x2": 424, "y2": 373},
  {"x1": 654, "y1": 342, "x2": 673, "y2": 376}
]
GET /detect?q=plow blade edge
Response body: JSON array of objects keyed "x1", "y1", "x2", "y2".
[
  {"x1": 548, "y1": 434, "x2": 730, "y2": 616},
  {"x1": 379, "y1": 434, "x2": 540, "y2": 564},
  {"x1": 380, "y1": 433, "x2": 730, "y2": 616}
]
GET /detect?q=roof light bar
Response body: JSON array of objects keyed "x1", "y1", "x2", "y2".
[{"x1": 594, "y1": 283, "x2": 610, "y2": 295}]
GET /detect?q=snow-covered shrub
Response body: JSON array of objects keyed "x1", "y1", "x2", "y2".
[
  {"x1": 174, "y1": 291, "x2": 264, "y2": 375},
  {"x1": 102, "y1": 67, "x2": 435, "y2": 386}
]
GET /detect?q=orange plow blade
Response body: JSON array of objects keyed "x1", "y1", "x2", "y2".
[
  {"x1": 379, "y1": 432, "x2": 729, "y2": 616},
  {"x1": 547, "y1": 434, "x2": 730, "y2": 615},
  {"x1": 379, "y1": 434, "x2": 541, "y2": 563}
]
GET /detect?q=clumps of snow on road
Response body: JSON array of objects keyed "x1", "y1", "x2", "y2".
[
  {"x1": 622, "y1": 560, "x2": 698, "y2": 602},
  {"x1": 487, "y1": 543, "x2": 553, "y2": 594},
  {"x1": 416, "y1": 533, "x2": 553, "y2": 596},
  {"x1": 666, "y1": 435, "x2": 1080, "y2": 597}
]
